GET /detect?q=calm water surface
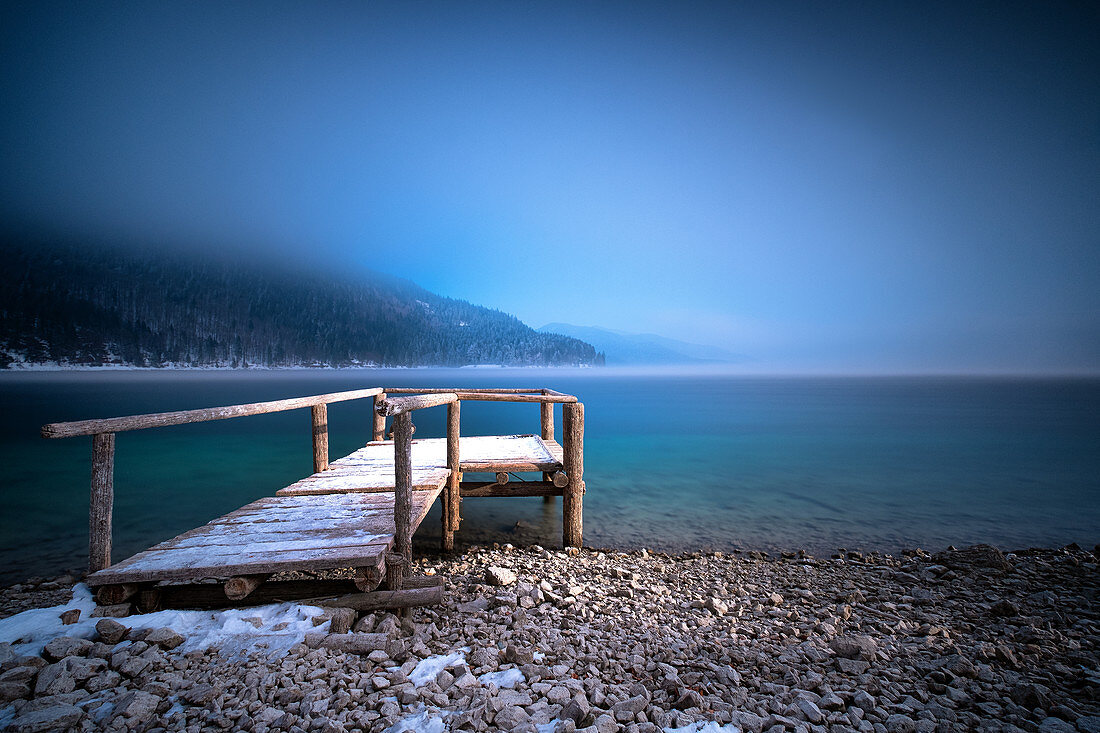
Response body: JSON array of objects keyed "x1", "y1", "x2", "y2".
[{"x1": 1, "y1": 369, "x2": 1097, "y2": 585}]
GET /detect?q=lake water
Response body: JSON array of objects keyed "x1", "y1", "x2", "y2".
[{"x1": 1, "y1": 369, "x2": 1097, "y2": 585}]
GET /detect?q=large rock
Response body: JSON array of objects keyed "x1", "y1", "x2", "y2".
[
  {"x1": 0, "y1": 680, "x2": 31, "y2": 703},
  {"x1": 486, "y1": 567, "x2": 517, "y2": 586},
  {"x1": 563, "y1": 692, "x2": 591, "y2": 724},
  {"x1": 1011, "y1": 682, "x2": 1052, "y2": 710},
  {"x1": 1036, "y1": 719, "x2": 1076, "y2": 733},
  {"x1": 796, "y1": 698, "x2": 824, "y2": 724},
  {"x1": 933, "y1": 544, "x2": 1011, "y2": 573},
  {"x1": 829, "y1": 635, "x2": 877, "y2": 661},
  {"x1": 41, "y1": 637, "x2": 92, "y2": 662},
  {"x1": 611, "y1": 694, "x2": 647, "y2": 716},
  {"x1": 95, "y1": 618, "x2": 129, "y2": 645},
  {"x1": 145, "y1": 627, "x2": 185, "y2": 650},
  {"x1": 33, "y1": 661, "x2": 76, "y2": 696},
  {"x1": 114, "y1": 690, "x2": 161, "y2": 724},
  {"x1": 885, "y1": 714, "x2": 917, "y2": 733},
  {"x1": 7, "y1": 703, "x2": 84, "y2": 733},
  {"x1": 182, "y1": 682, "x2": 219, "y2": 705}
]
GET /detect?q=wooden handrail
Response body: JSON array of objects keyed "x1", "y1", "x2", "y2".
[
  {"x1": 41, "y1": 387, "x2": 385, "y2": 439},
  {"x1": 382, "y1": 387, "x2": 578, "y2": 404},
  {"x1": 375, "y1": 393, "x2": 459, "y2": 416}
]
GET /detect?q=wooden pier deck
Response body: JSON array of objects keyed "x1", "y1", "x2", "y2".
[
  {"x1": 84, "y1": 490, "x2": 442, "y2": 587},
  {"x1": 41, "y1": 387, "x2": 584, "y2": 610},
  {"x1": 276, "y1": 434, "x2": 564, "y2": 496}
]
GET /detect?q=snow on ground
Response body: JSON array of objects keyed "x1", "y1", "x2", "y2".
[
  {"x1": 407, "y1": 649, "x2": 467, "y2": 686},
  {"x1": 0, "y1": 584, "x2": 98, "y2": 655},
  {"x1": 382, "y1": 707, "x2": 449, "y2": 733},
  {"x1": 664, "y1": 722, "x2": 743, "y2": 733},
  {"x1": 478, "y1": 668, "x2": 525, "y2": 689},
  {"x1": 0, "y1": 584, "x2": 329, "y2": 658}
]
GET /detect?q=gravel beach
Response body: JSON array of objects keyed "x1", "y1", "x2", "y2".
[{"x1": 1, "y1": 543, "x2": 1098, "y2": 733}]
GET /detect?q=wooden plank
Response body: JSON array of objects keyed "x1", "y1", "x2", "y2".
[
  {"x1": 277, "y1": 470, "x2": 450, "y2": 496},
  {"x1": 459, "y1": 481, "x2": 564, "y2": 498},
  {"x1": 87, "y1": 544, "x2": 391, "y2": 585},
  {"x1": 159, "y1": 579, "x2": 362, "y2": 609},
  {"x1": 42, "y1": 387, "x2": 384, "y2": 439}
]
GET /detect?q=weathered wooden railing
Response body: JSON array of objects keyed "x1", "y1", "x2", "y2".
[
  {"x1": 41, "y1": 387, "x2": 385, "y2": 573},
  {"x1": 41, "y1": 385, "x2": 586, "y2": 579},
  {"x1": 376, "y1": 388, "x2": 585, "y2": 548}
]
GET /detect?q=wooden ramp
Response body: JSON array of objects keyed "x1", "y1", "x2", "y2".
[
  {"x1": 277, "y1": 434, "x2": 563, "y2": 497},
  {"x1": 87, "y1": 488, "x2": 443, "y2": 588}
]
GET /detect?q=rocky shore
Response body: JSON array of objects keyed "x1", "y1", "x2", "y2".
[{"x1": 1, "y1": 543, "x2": 1098, "y2": 733}]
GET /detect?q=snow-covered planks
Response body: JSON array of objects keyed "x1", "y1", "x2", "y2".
[
  {"x1": 275, "y1": 435, "x2": 563, "y2": 497},
  {"x1": 86, "y1": 490, "x2": 441, "y2": 586}
]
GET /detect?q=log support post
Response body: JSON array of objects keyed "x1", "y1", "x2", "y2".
[
  {"x1": 562, "y1": 402, "x2": 584, "y2": 548},
  {"x1": 390, "y1": 411, "x2": 412, "y2": 612},
  {"x1": 541, "y1": 402, "x2": 555, "y2": 504},
  {"x1": 443, "y1": 401, "x2": 460, "y2": 551},
  {"x1": 311, "y1": 403, "x2": 329, "y2": 473},
  {"x1": 224, "y1": 575, "x2": 269, "y2": 601},
  {"x1": 96, "y1": 582, "x2": 137, "y2": 606},
  {"x1": 372, "y1": 392, "x2": 387, "y2": 442},
  {"x1": 89, "y1": 432, "x2": 116, "y2": 574}
]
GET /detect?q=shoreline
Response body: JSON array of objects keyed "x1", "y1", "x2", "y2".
[{"x1": 2, "y1": 542, "x2": 1098, "y2": 732}]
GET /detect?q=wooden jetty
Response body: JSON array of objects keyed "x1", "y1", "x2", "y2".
[{"x1": 41, "y1": 387, "x2": 585, "y2": 611}]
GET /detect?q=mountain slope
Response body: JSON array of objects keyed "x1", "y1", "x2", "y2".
[
  {"x1": 0, "y1": 236, "x2": 602, "y2": 368},
  {"x1": 538, "y1": 323, "x2": 744, "y2": 366}
]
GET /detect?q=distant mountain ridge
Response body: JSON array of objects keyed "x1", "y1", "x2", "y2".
[
  {"x1": 537, "y1": 323, "x2": 745, "y2": 366},
  {"x1": 0, "y1": 235, "x2": 603, "y2": 369}
]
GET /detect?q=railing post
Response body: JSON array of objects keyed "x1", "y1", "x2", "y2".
[
  {"x1": 562, "y1": 402, "x2": 584, "y2": 548},
  {"x1": 311, "y1": 403, "x2": 329, "y2": 473},
  {"x1": 540, "y1": 401, "x2": 554, "y2": 441},
  {"x1": 541, "y1": 401, "x2": 555, "y2": 503},
  {"x1": 443, "y1": 401, "x2": 461, "y2": 551},
  {"x1": 392, "y1": 411, "x2": 413, "y2": 571},
  {"x1": 372, "y1": 392, "x2": 387, "y2": 442},
  {"x1": 89, "y1": 432, "x2": 116, "y2": 573}
]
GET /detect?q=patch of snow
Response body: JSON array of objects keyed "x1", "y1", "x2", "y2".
[
  {"x1": 383, "y1": 707, "x2": 449, "y2": 733},
  {"x1": 537, "y1": 720, "x2": 565, "y2": 733},
  {"x1": 408, "y1": 649, "x2": 467, "y2": 686},
  {"x1": 664, "y1": 723, "x2": 742, "y2": 733},
  {"x1": 0, "y1": 583, "x2": 98, "y2": 655},
  {"x1": 0, "y1": 584, "x2": 328, "y2": 659},
  {"x1": 533, "y1": 651, "x2": 545, "y2": 662},
  {"x1": 478, "y1": 667, "x2": 525, "y2": 689}
]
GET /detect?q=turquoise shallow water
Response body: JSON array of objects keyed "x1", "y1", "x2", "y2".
[{"x1": 1, "y1": 369, "x2": 1097, "y2": 585}]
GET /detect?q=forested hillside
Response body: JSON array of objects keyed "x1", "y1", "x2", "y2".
[{"x1": 0, "y1": 237, "x2": 603, "y2": 368}]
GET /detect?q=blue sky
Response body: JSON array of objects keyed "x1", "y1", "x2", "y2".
[{"x1": 2, "y1": 1, "x2": 1098, "y2": 373}]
